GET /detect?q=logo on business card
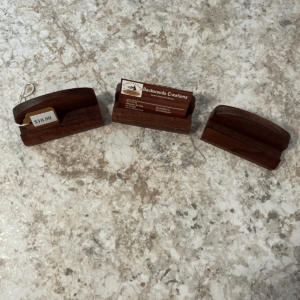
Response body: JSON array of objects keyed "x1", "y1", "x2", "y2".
[{"x1": 121, "y1": 80, "x2": 143, "y2": 97}]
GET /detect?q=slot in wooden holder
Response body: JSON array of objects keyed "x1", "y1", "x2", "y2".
[
  {"x1": 13, "y1": 88, "x2": 104, "y2": 146},
  {"x1": 112, "y1": 86, "x2": 195, "y2": 134},
  {"x1": 201, "y1": 105, "x2": 290, "y2": 170}
]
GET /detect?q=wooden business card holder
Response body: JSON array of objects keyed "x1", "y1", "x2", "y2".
[
  {"x1": 201, "y1": 105, "x2": 290, "y2": 170},
  {"x1": 112, "y1": 86, "x2": 195, "y2": 134},
  {"x1": 13, "y1": 88, "x2": 104, "y2": 146}
]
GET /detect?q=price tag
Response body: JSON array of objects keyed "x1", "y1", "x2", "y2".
[
  {"x1": 30, "y1": 110, "x2": 57, "y2": 127},
  {"x1": 22, "y1": 107, "x2": 59, "y2": 129}
]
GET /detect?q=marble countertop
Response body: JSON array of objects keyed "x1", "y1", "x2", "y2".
[{"x1": 1, "y1": 0, "x2": 300, "y2": 299}]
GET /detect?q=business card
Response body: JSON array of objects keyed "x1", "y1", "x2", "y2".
[{"x1": 119, "y1": 79, "x2": 193, "y2": 118}]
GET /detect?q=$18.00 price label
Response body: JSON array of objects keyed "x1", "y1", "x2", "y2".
[{"x1": 30, "y1": 110, "x2": 58, "y2": 127}]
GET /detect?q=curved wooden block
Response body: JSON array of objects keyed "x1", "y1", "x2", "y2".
[
  {"x1": 13, "y1": 88, "x2": 104, "y2": 146},
  {"x1": 201, "y1": 105, "x2": 290, "y2": 170}
]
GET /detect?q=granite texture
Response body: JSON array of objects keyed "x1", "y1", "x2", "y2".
[{"x1": 1, "y1": 0, "x2": 300, "y2": 299}]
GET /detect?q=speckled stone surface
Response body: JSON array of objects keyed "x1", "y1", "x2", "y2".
[{"x1": 1, "y1": 0, "x2": 300, "y2": 299}]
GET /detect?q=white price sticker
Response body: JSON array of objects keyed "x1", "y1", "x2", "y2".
[{"x1": 30, "y1": 111, "x2": 58, "y2": 127}]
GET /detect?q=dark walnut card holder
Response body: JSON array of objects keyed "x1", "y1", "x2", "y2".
[
  {"x1": 13, "y1": 88, "x2": 104, "y2": 146},
  {"x1": 112, "y1": 85, "x2": 195, "y2": 134},
  {"x1": 201, "y1": 105, "x2": 290, "y2": 170}
]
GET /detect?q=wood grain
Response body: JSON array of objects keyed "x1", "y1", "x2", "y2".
[
  {"x1": 201, "y1": 105, "x2": 290, "y2": 170},
  {"x1": 13, "y1": 88, "x2": 104, "y2": 146}
]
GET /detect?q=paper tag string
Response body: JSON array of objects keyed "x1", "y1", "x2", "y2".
[
  {"x1": 19, "y1": 83, "x2": 35, "y2": 104},
  {"x1": 16, "y1": 83, "x2": 35, "y2": 126}
]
